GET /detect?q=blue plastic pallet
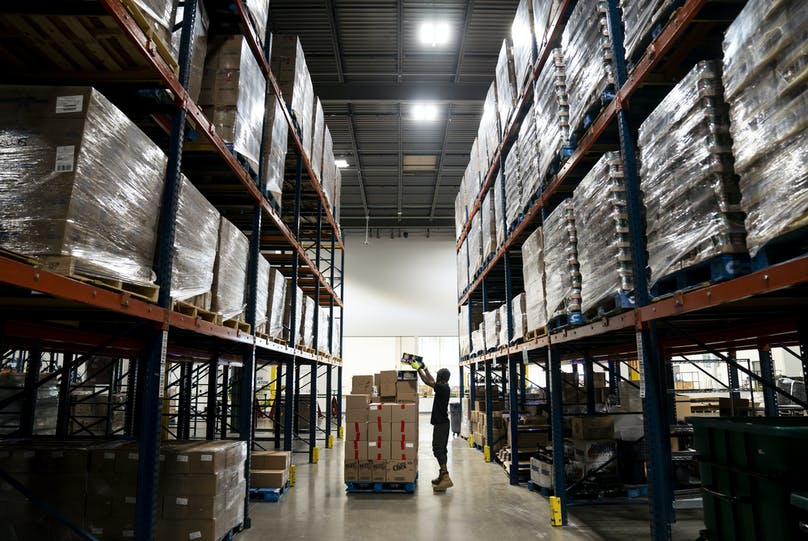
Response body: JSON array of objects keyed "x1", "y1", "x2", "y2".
[
  {"x1": 249, "y1": 481, "x2": 290, "y2": 502},
  {"x1": 345, "y1": 481, "x2": 416, "y2": 494},
  {"x1": 751, "y1": 226, "x2": 808, "y2": 271},
  {"x1": 219, "y1": 523, "x2": 243, "y2": 541},
  {"x1": 650, "y1": 253, "x2": 751, "y2": 298},
  {"x1": 584, "y1": 291, "x2": 635, "y2": 321},
  {"x1": 548, "y1": 312, "x2": 584, "y2": 332}
]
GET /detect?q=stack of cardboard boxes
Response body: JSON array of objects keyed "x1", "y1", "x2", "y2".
[
  {"x1": 344, "y1": 371, "x2": 419, "y2": 484},
  {"x1": 566, "y1": 416, "x2": 616, "y2": 482},
  {"x1": 250, "y1": 450, "x2": 292, "y2": 489},
  {"x1": 470, "y1": 389, "x2": 505, "y2": 452}
]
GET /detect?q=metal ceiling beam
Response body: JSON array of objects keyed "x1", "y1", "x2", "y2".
[
  {"x1": 397, "y1": 0, "x2": 403, "y2": 82},
  {"x1": 454, "y1": 0, "x2": 476, "y2": 83},
  {"x1": 314, "y1": 82, "x2": 490, "y2": 104},
  {"x1": 430, "y1": 104, "x2": 453, "y2": 220}
]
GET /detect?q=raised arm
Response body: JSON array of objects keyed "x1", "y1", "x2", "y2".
[{"x1": 418, "y1": 367, "x2": 436, "y2": 388}]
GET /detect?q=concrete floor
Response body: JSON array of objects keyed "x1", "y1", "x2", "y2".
[{"x1": 241, "y1": 414, "x2": 704, "y2": 541}]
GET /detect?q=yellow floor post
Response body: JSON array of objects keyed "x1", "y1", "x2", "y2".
[
  {"x1": 312, "y1": 446, "x2": 319, "y2": 464},
  {"x1": 327, "y1": 435, "x2": 334, "y2": 449},
  {"x1": 550, "y1": 496, "x2": 563, "y2": 526},
  {"x1": 483, "y1": 445, "x2": 491, "y2": 462},
  {"x1": 289, "y1": 464, "x2": 296, "y2": 487}
]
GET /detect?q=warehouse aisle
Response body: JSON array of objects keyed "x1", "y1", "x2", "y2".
[{"x1": 241, "y1": 414, "x2": 703, "y2": 540}]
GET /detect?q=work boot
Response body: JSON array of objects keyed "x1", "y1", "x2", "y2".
[
  {"x1": 433, "y1": 473, "x2": 453, "y2": 492},
  {"x1": 431, "y1": 471, "x2": 445, "y2": 486}
]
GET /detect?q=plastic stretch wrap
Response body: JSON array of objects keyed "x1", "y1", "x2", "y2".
[
  {"x1": 543, "y1": 200, "x2": 581, "y2": 319},
  {"x1": 317, "y1": 305, "x2": 330, "y2": 353},
  {"x1": 172, "y1": 176, "x2": 220, "y2": 301},
  {"x1": 470, "y1": 137, "x2": 484, "y2": 191},
  {"x1": 504, "y1": 139, "x2": 522, "y2": 228},
  {"x1": 262, "y1": 96, "x2": 288, "y2": 204},
  {"x1": 498, "y1": 304, "x2": 509, "y2": 346},
  {"x1": 334, "y1": 167, "x2": 343, "y2": 223},
  {"x1": 272, "y1": 35, "x2": 315, "y2": 160},
  {"x1": 332, "y1": 318, "x2": 342, "y2": 358},
  {"x1": 484, "y1": 310, "x2": 499, "y2": 350},
  {"x1": 477, "y1": 82, "x2": 500, "y2": 172},
  {"x1": 459, "y1": 305, "x2": 471, "y2": 357},
  {"x1": 212, "y1": 218, "x2": 249, "y2": 320},
  {"x1": 0, "y1": 86, "x2": 165, "y2": 285},
  {"x1": 457, "y1": 240, "x2": 469, "y2": 297},
  {"x1": 471, "y1": 328, "x2": 483, "y2": 354},
  {"x1": 172, "y1": 1, "x2": 209, "y2": 104},
  {"x1": 135, "y1": 0, "x2": 172, "y2": 43},
  {"x1": 245, "y1": 0, "x2": 270, "y2": 45},
  {"x1": 496, "y1": 40, "x2": 517, "y2": 135},
  {"x1": 311, "y1": 98, "x2": 325, "y2": 182},
  {"x1": 494, "y1": 172, "x2": 505, "y2": 247},
  {"x1": 561, "y1": 0, "x2": 614, "y2": 135},
  {"x1": 521, "y1": 227, "x2": 548, "y2": 332},
  {"x1": 255, "y1": 256, "x2": 270, "y2": 328},
  {"x1": 723, "y1": 1, "x2": 808, "y2": 257},
  {"x1": 267, "y1": 268, "x2": 287, "y2": 340},
  {"x1": 468, "y1": 212, "x2": 483, "y2": 275},
  {"x1": 572, "y1": 152, "x2": 634, "y2": 315},
  {"x1": 512, "y1": 293, "x2": 527, "y2": 342},
  {"x1": 518, "y1": 102, "x2": 540, "y2": 212},
  {"x1": 639, "y1": 60, "x2": 746, "y2": 284},
  {"x1": 200, "y1": 36, "x2": 265, "y2": 174},
  {"x1": 621, "y1": 0, "x2": 669, "y2": 64},
  {"x1": 284, "y1": 282, "x2": 304, "y2": 344},
  {"x1": 532, "y1": 0, "x2": 561, "y2": 52},
  {"x1": 455, "y1": 188, "x2": 468, "y2": 240},
  {"x1": 535, "y1": 48, "x2": 569, "y2": 185},
  {"x1": 512, "y1": 0, "x2": 535, "y2": 96},
  {"x1": 322, "y1": 126, "x2": 336, "y2": 208}
]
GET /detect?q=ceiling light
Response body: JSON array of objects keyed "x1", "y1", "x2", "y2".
[
  {"x1": 419, "y1": 21, "x2": 450, "y2": 47},
  {"x1": 335, "y1": 159, "x2": 349, "y2": 169},
  {"x1": 412, "y1": 103, "x2": 439, "y2": 121}
]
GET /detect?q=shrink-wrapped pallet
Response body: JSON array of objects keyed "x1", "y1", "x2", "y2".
[
  {"x1": 639, "y1": 60, "x2": 746, "y2": 284},
  {"x1": 322, "y1": 126, "x2": 337, "y2": 209},
  {"x1": 470, "y1": 137, "x2": 484, "y2": 191},
  {"x1": 621, "y1": 0, "x2": 671, "y2": 65},
  {"x1": 477, "y1": 82, "x2": 500, "y2": 172},
  {"x1": 262, "y1": 95, "x2": 288, "y2": 205},
  {"x1": 518, "y1": 102, "x2": 540, "y2": 212},
  {"x1": 284, "y1": 281, "x2": 304, "y2": 344},
  {"x1": 521, "y1": 227, "x2": 548, "y2": 333},
  {"x1": 171, "y1": 0, "x2": 209, "y2": 104},
  {"x1": 334, "y1": 166, "x2": 343, "y2": 223},
  {"x1": 723, "y1": 0, "x2": 808, "y2": 257},
  {"x1": 535, "y1": 48, "x2": 569, "y2": 185},
  {"x1": 0, "y1": 86, "x2": 166, "y2": 286},
  {"x1": 172, "y1": 176, "x2": 220, "y2": 303},
  {"x1": 512, "y1": 293, "x2": 527, "y2": 342},
  {"x1": 212, "y1": 218, "x2": 249, "y2": 320},
  {"x1": 504, "y1": 139, "x2": 522, "y2": 228},
  {"x1": 532, "y1": 0, "x2": 561, "y2": 52},
  {"x1": 311, "y1": 97, "x2": 325, "y2": 182},
  {"x1": 317, "y1": 304, "x2": 331, "y2": 354},
  {"x1": 459, "y1": 304, "x2": 471, "y2": 357},
  {"x1": 332, "y1": 318, "x2": 342, "y2": 358},
  {"x1": 572, "y1": 152, "x2": 634, "y2": 315},
  {"x1": 457, "y1": 240, "x2": 469, "y2": 297},
  {"x1": 512, "y1": 0, "x2": 536, "y2": 96},
  {"x1": 267, "y1": 268, "x2": 287, "y2": 340},
  {"x1": 255, "y1": 256, "x2": 270, "y2": 329},
  {"x1": 135, "y1": 0, "x2": 173, "y2": 45},
  {"x1": 200, "y1": 35, "x2": 265, "y2": 174},
  {"x1": 543, "y1": 201, "x2": 581, "y2": 319},
  {"x1": 244, "y1": 0, "x2": 270, "y2": 45},
  {"x1": 272, "y1": 35, "x2": 315, "y2": 157},
  {"x1": 472, "y1": 322, "x2": 485, "y2": 354},
  {"x1": 468, "y1": 212, "x2": 483, "y2": 275},
  {"x1": 493, "y1": 172, "x2": 505, "y2": 248},
  {"x1": 481, "y1": 191, "x2": 495, "y2": 258},
  {"x1": 496, "y1": 40, "x2": 517, "y2": 135},
  {"x1": 455, "y1": 188, "x2": 468, "y2": 241},
  {"x1": 484, "y1": 310, "x2": 499, "y2": 350},
  {"x1": 562, "y1": 0, "x2": 615, "y2": 136},
  {"x1": 498, "y1": 304, "x2": 509, "y2": 346}
]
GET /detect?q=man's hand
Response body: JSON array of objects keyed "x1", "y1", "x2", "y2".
[{"x1": 409, "y1": 360, "x2": 422, "y2": 370}]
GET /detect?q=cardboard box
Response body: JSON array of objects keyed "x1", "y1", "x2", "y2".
[
  {"x1": 250, "y1": 451, "x2": 290, "y2": 472},
  {"x1": 719, "y1": 397, "x2": 752, "y2": 416},
  {"x1": 571, "y1": 416, "x2": 614, "y2": 440},
  {"x1": 344, "y1": 460, "x2": 359, "y2": 482},
  {"x1": 115, "y1": 446, "x2": 141, "y2": 476},
  {"x1": 162, "y1": 481, "x2": 245, "y2": 520},
  {"x1": 250, "y1": 470, "x2": 287, "y2": 489},
  {"x1": 162, "y1": 468, "x2": 242, "y2": 496},
  {"x1": 385, "y1": 459, "x2": 417, "y2": 483},
  {"x1": 593, "y1": 372, "x2": 607, "y2": 388},
  {"x1": 367, "y1": 421, "x2": 392, "y2": 441},
  {"x1": 396, "y1": 380, "x2": 418, "y2": 402},
  {"x1": 368, "y1": 403, "x2": 392, "y2": 423},
  {"x1": 351, "y1": 376, "x2": 373, "y2": 395},
  {"x1": 357, "y1": 461, "x2": 373, "y2": 482},
  {"x1": 567, "y1": 439, "x2": 617, "y2": 475},
  {"x1": 345, "y1": 440, "x2": 368, "y2": 461},
  {"x1": 675, "y1": 395, "x2": 692, "y2": 421},
  {"x1": 391, "y1": 422, "x2": 418, "y2": 442},
  {"x1": 371, "y1": 461, "x2": 387, "y2": 482},
  {"x1": 367, "y1": 439, "x2": 390, "y2": 461},
  {"x1": 389, "y1": 403, "x2": 418, "y2": 424},
  {"x1": 378, "y1": 370, "x2": 398, "y2": 397},
  {"x1": 346, "y1": 394, "x2": 370, "y2": 411},
  {"x1": 346, "y1": 421, "x2": 367, "y2": 441},
  {"x1": 509, "y1": 428, "x2": 548, "y2": 450},
  {"x1": 345, "y1": 408, "x2": 368, "y2": 423},
  {"x1": 390, "y1": 440, "x2": 417, "y2": 461},
  {"x1": 397, "y1": 370, "x2": 417, "y2": 381}
]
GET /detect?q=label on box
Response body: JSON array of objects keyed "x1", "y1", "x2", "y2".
[
  {"x1": 176, "y1": 455, "x2": 189, "y2": 463},
  {"x1": 55, "y1": 145, "x2": 75, "y2": 173},
  {"x1": 176, "y1": 497, "x2": 188, "y2": 505},
  {"x1": 190, "y1": 532, "x2": 202, "y2": 540},
  {"x1": 55, "y1": 95, "x2": 83, "y2": 114},
  {"x1": 201, "y1": 454, "x2": 213, "y2": 462}
]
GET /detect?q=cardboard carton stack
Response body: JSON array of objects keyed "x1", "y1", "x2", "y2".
[
  {"x1": 344, "y1": 372, "x2": 419, "y2": 485},
  {"x1": 566, "y1": 416, "x2": 616, "y2": 481},
  {"x1": 471, "y1": 392, "x2": 505, "y2": 451},
  {"x1": 504, "y1": 413, "x2": 549, "y2": 453},
  {"x1": 250, "y1": 450, "x2": 292, "y2": 489}
]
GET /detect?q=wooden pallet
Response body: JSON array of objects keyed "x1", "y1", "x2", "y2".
[
  {"x1": 172, "y1": 299, "x2": 222, "y2": 325},
  {"x1": 119, "y1": 0, "x2": 179, "y2": 74},
  {"x1": 268, "y1": 335, "x2": 289, "y2": 347},
  {"x1": 525, "y1": 326, "x2": 548, "y2": 341},
  {"x1": 0, "y1": 248, "x2": 38, "y2": 266},
  {"x1": 223, "y1": 317, "x2": 251, "y2": 333},
  {"x1": 38, "y1": 256, "x2": 159, "y2": 303}
]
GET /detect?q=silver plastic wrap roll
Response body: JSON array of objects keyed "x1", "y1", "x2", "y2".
[
  {"x1": 262, "y1": 95, "x2": 288, "y2": 205},
  {"x1": 459, "y1": 304, "x2": 471, "y2": 357},
  {"x1": 504, "y1": 138, "x2": 522, "y2": 228},
  {"x1": 521, "y1": 227, "x2": 548, "y2": 332},
  {"x1": 561, "y1": 0, "x2": 614, "y2": 136},
  {"x1": 496, "y1": 40, "x2": 517, "y2": 135},
  {"x1": 572, "y1": 152, "x2": 634, "y2": 315},
  {"x1": 536, "y1": 48, "x2": 569, "y2": 185},
  {"x1": 468, "y1": 212, "x2": 483, "y2": 275},
  {"x1": 512, "y1": 293, "x2": 527, "y2": 342},
  {"x1": 723, "y1": 0, "x2": 808, "y2": 257},
  {"x1": 512, "y1": 0, "x2": 535, "y2": 96},
  {"x1": 302, "y1": 296, "x2": 315, "y2": 348},
  {"x1": 543, "y1": 200, "x2": 581, "y2": 319},
  {"x1": 621, "y1": 0, "x2": 669, "y2": 64},
  {"x1": 498, "y1": 304, "x2": 509, "y2": 346},
  {"x1": 272, "y1": 35, "x2": 315, "y2": 160},
  {"x1": 457, "y1": 240, "x2": 469, "y2": 297},
  {"x1": 532, "y1": 0, "x2": 561, "y2": 52},
  {"x1": 172, "y1": 176, "x2": 220, "y2": 302},
  {"x1": 212, "y1": 217, "x2": 249, "y2": 320},
  {"x1": 311, "y1": 97, "x2": 325, "y2": 182},
  {"x1": 477, "y1": 82, "x2": 500, "y2": 172},
  {"x1": 200, "y1": 35, "x2": 265, "y2": 174},
  {"x1": 245, "y1": 0, "x2": 270, "y2": 45},
  {"x1": 639, "y1": 60, "x2": 746, "y2": 284},
  {"x1": 255, "y1": 256, "x2": 270, "y2": 329},
  {"x1": 518, "y1": 102, "x2": 540, "y2": 212},
  {"x1": 0, "y1": 86, "x2": 166, "y2": 286},
  {"x1": 267, "y1": 268, "x2": 287, "y2": 340},
  {"x1": 172, "y1": 0, "x2": 209, "y2": 104}
]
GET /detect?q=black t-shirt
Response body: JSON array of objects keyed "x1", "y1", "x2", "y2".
[{"x1": 431, "y1": 382, "x2": 450, "y2": 425}]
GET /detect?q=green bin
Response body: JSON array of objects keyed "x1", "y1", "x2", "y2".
[{"x1": 691, "y1": 417, "x2": 808, "y2": 540}]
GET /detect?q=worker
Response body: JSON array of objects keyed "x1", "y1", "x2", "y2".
[{"x1": 415, "y1": 364, "x2": 454, "y2": 492}]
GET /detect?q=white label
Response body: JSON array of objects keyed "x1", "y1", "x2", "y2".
[
  {"x1": 201, "y1": 454, "x2": 213, "y2": 462},
  {"x1": 176, "y1": 455, "x2": 189, "y2": 463},
  {"x1": 55, "y1": 145, "x2": 75, "y2": 173},
  {"x1": 405, "y1": 443, "x2": 414, "y2": 449},
  {"x1": 189, "y1": 532, "x2": 202, "y2": 540},
  {"x1": 55, "y1": 95, "x2": 83, "y2": 114},
  {"x1": 125, "y1": 496, "x2": 136, "y2": 504},
  {"x1": 176, "y1": 497, "x2": 188, "y2": 506},
  {"x1": 128, "y1": 452, "x2": 138, "y2": 460},
  {"x1": 104, "y1": 452, "x2": 115, "y2": 460}
]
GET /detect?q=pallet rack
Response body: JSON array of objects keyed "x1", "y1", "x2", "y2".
[
  {"x1": 456, "y1": 1, "x2": 808, "y2": 539},
  {"x1": 0, "y1": 1, "x2": 344, "y2": 539}
]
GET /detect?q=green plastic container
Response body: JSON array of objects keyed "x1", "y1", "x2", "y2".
[{"x1": 691, "y1": 417, "x2": 808, "y2": 540}]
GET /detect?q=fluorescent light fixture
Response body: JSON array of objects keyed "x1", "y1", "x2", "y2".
[
  {"x1": 419, "y1": 21, "x2": 450, "y2": 47},
  {"x1": 412, "y1": 102, "x2": 439, "y2": 121},
  {"x1": 335, "y1": 159, "x2": 349, "y2": 169}
]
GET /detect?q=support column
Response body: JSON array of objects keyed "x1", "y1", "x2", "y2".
[
  {"x1": 284, "y1": 152, "x2": 304, "y2": 451},
  {"x1": 549, "y1": 347, "x2": 567, "y2": 525},
  {"x1": 584, "y1": 355, "x2": 595, "y2": 414},
  {"x1": 458, "y1": 365, "x2": 465, "y2": 432},
  {"x1": 206, "y1": 357, "x2": 218, "y2": 440},
  {"x1": 507, "y1": 353, "x2": 520, "y2": 485},
  {"x1": 484, "y1": 359, "x2": 493, "y2": 460},
  {"x1": 20, "y1": 348, "x2": 42, "y2": 437},
  {"x1": 220, "y1": 367, "x2": 229, "y2": 440},
  {"x1": 759, "y1": 346, "x2": 778, "y2": 417},
  {"x1": 727, "y1": 350, "x2": 740, "y2": 401},
  {"x1": 56, "y1": 352, "x2": 73, "y2": 437}
]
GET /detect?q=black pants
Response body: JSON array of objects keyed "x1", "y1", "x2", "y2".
[{"x1": 432, "y1": 422, "x2": 450, "y2": 466}]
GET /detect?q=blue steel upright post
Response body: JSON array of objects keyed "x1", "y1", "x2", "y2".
[
  {"x1": 284, "y1": 153, "x2": 304, "y2": 450},
  {"x1": 759, "y1": 346, "x2": 778, "y2": 417},
  {"x1": 337, "y1": 235, "x2": 345, "y2": 437},
  {"x1": 325, "y1": 232, "x2": 336, "y2": 446},
  {"x1": 606, "y1": 1, "x2": 674, "y2": 538},
  {"x1": 310, "y1": 201, "x2": 323, "y2": 462},
  {"x1": 548, "y1": 346, "x2": 566, "y2": 524},
  {"x1": 135, "y1": 3, "x2": 196, "y2": 539}
]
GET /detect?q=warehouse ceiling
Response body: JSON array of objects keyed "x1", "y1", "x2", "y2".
[{"x1": 268, "y1": 0, "x2": 521, "y2": 232}]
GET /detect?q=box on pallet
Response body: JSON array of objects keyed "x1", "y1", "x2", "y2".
[
  {"x1": 571, "y1": 416, "x2": 614, "y2": 440},
  {"x1": 386, "y1": 459, "x2": 417, "y2": 483},
  {"x1": 351, "y1": 376, "x2": 373, "y2": 394}
]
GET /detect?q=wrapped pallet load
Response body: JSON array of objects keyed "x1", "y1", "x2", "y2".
[
  {"x1": 722, "y1": 1, "x2": 808, "y2": 259},
  {"x1": 496, "y1": 40, "x2": 517, "y2": 135},
  {"x1": 332, "y1": 318, "x2": 342, "y2": 358},
  {"x1": 572, "y1": 152, "x2": 634, "y2": 317},
  {"x1": 322, "y1": 126, "x2": 337, "y2": 210},
  {"x1": 200, "y1": 35, "x2": 265, "y2": 176},
  {"x1": 504, "y1": 131, "x2": 522, "y2": 228},
  {"x1": 562, "y1": 0, "x2": 615, "y2": 138},
  {"x1": 0, "y1": 86, "x2": 166, "y2": 287},
  {"x1": 284, "y1": 280, "x2": 304, "y2": 344},
  {"x1": 135, "y1": 0, "x2": 173, "y2": 46},
  {"x1": 244, "y1": 0, "x2": 270, "y2": 46},
  {"x1": 318, "y1": 305, "x2": 331, "y2": 354},
  {"x1": 212, "y1": 218, "x2": 249, "y2": 321},
  {"x1": 639, "y1": 60, "x2": 747, "y2": 287},
  {"x1": 470, "y1": 137, "x2": 484, "y2": 192},
  {"x1": 457, "y1": 240, "x2": 469, "y2": 297},
  {"x1": 254, "y1": 256, "x2": 270, "y2": 331},
  {"x1": 262, "y1": 95, "x2": 289, "y2": 205},
  {"x1": 511, "y1": 293, "x2": 527, "y2": 342},
  {"x1": 459, "y1": 304, "x2": 471, "y2": 357},
  {"x1": 484, "y1": 309, "x2": 499, "y2": 350},
  {"x1": 468, "y1": 212, "x2": 483, "y2": 276},
  {"x1": 498, "y1": 304, "x2": 509, "y2": 346},
  {"x1": 621, "y1": 0, "x2": 672, "y2": 65},
  {"x1": 543, "y1": 200, "x2": 582, "y2": 323},
  {"x1": 171, "y1": 0, "x2": 209, "y2": 103},
  {"x1": 521, "y1": 227, "x2": 548, "y2": 336},
  {"x1": 532, "y1": 0, "x2": 561, "y2": 52},
  {"x1": 511, "y1": 0, "x2": 535, "y2": 96},
  {"x1": 311, "y1": 97, "x2": 325, "y2": 182},
  {"x1": 517, "y1": 102, "x2": 540, "y2": 213},
  {"x1": 267, "y1": 268, "x2": 288, "y2": 341},
  {"x1": 535, "y1": 48, "x2": 569, "y2": 187},
  {"x1": 455, "y1": 188, "x2": 468, "y2": 241},
  {"x1": 303, "y1": 296, "x2": 316, "y2": 348},
  {"x1": 272, "y1": 35, "x2": 315, "y2": 158},
  {"x1": 481, "y1": 190, "x2": 497, "y2": 258},
  {"x1": 477, "y1": 82, "x2": 500, "y2": 172},
  {"x1": 493, "y1": 171, "x2": 505, "y2": 246}
]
